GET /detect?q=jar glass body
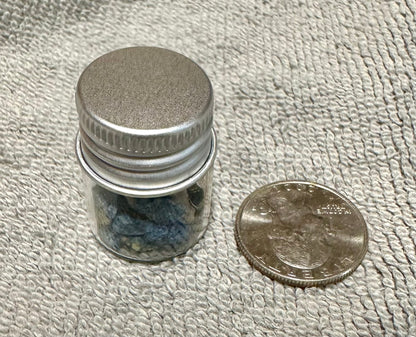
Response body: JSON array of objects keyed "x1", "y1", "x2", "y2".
[{"x1": 83, "y1": 168, "x2": 214, "y2": 262}]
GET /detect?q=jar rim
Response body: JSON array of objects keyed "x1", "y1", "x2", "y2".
[{"x1": 75, "y1": 128, "x2": 217, "y2": 197}]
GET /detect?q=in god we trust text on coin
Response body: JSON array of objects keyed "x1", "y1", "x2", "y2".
[{"x1": 235, "y1": 181, "x2": 368, "y2": 287}]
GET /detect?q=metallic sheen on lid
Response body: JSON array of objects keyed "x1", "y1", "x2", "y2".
[{"x1": 75, "y1": 47, "x2": 216, "y2": 195}]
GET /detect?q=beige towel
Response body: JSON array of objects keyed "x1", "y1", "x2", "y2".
[{"x1": 0, "y1": 0, "x2": 415, "y2": 335}]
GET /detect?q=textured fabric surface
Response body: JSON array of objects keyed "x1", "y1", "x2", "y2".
[{"x1": 0, "y1": 0, "x2": 415, "y2": 336}]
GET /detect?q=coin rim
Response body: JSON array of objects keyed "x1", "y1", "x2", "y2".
[{"x1": 234, "y1": 181, "x2": 369, "y2": 287}]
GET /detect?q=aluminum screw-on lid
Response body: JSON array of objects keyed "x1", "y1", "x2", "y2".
[{"x1": 75, "y1": 47, "x2": 216, "y2": 195}]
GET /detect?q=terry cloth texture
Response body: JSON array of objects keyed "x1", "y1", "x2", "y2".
[{"x1": 0, "y1": 0, "x2": 415, "y2": 336}]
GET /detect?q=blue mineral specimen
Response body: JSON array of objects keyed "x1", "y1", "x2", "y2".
[
  {"x1": 98, "y1": 226, "x2": 120, "y2": 250},
  {"x1": 106, "y1": 202, "x2": 118, "y2": 219},
  {"x1": 110, "y1": 196, "x2": 190, "y2": 250},
  {"x1": 111, "y1": 213, "x2": 153, "y2": 236},
  {"x1": 95, "y1": 186, "x2": 193, "y2": 256},
  {"x1": 128, "y1": 196, "x2": 186, "y2": 225},
  {"x1": 143, "y1": 219, "x2": 189, "y2": 248}
]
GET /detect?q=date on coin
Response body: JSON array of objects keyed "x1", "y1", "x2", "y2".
[{"x1": 234, "y1": 181, "x2": 368, "y2": 287}]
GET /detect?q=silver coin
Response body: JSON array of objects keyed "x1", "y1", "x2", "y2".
[{"x1": 235, "y1": 181, "x2": 368, "y2": 287}]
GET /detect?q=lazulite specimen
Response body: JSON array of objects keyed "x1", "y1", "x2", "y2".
[{"x1": 92, "y1": 185, "x2": 203, "y2": 260}]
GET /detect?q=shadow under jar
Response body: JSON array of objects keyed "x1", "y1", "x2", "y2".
[{"x1": 75, "y1": 47, "x2": 217, "y2": 262}]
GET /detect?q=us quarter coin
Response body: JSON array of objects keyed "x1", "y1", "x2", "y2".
[{"x1": 235, "y1": 181, "x2": 368, "y2": 287}]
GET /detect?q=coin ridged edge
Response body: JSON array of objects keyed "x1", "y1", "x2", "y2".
[{"x1": 234, "y1": 180, "x2": 369, "y2": 287}]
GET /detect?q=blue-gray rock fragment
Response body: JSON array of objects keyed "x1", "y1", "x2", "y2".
[
  {"x1": 92, "y1": 184, "x2": 204, "y2": 260},
  {"x1": 111, "y1": 213, "x2": 152, "y2": 236},
  {"x1": 127, "y1": 196, "x2": 185, "y2": 224},
  {"x1": 143, "y1": 219, "x2": 189, "y2": 248},
  {"x1": 97, "y1": 224, "x2": 120, "y2": 251}
]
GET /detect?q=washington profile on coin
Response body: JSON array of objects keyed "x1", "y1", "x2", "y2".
[{"x1": 234, "y1": 181, "x2": 368, "y2": 287}]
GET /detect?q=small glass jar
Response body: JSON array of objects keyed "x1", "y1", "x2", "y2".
[{"x1": 75, "y1": 47, "x2": 217, "y2": 262}]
